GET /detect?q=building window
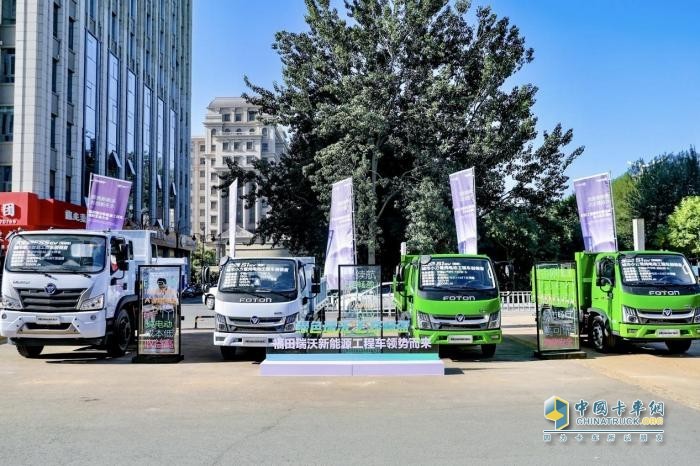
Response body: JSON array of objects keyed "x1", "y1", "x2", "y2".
[
  {"x1": 52, "y1": 3, "x2": 59, "y2": 38},
  {"x1": 211, "y1": 129, "x2": 216, "y2": 136},
  {"x1": 1, "y1": 48, "x2": 15, "y2": 83},
  {"x1": 246, "y1": 156, "x2": 254, "y2": 165},
  {"x1": 262, "y1": 142, "x2": 268, "y2": 152},
  {"x1": 210, "y1": 173, "x2": 217, "y2": 181},
  {"x1": 246, "y1": 141, "x2": 253, "y2": 150},
  {"x1": 199, "y1": 144, "x2": 205, "y2": 152},
  {"x1": 83, "y1": 32, "x2": 99, "y2": 200},
  {"x1": 67, "y1": 70, "x2": 73, "y2": 103},
  {"x1": 65, "y1": 176, "x2": 71, "y2": 202},
  {"x1": 0, "y1": 165, "x2": 11, "y2": 192},
  {"x1": 224, "y1": 128, "x2": 230, "y2": 133},
  {"x1": 210, "y1": 216, "x2": 217, "y2": 224},
  {"x1": 199, "y1": 157, "x2": 205, "y2": 165},
  {"x1": 0, "y1": 106, "x2": 13, "y2": 141},
  {"x1": 262, "y1": 128, "x2": 268, "y2": 137},
  {"x1": 199, "y1": 222, "x2": 205, "y2": 231},
  {"x1": 50, "y1": 115, "x2": 57, "y2": 149},
  {"x1": 199, "y1": 170, "x2": 205, "y2": 177},
  {"x1": 210, "y1": 201, "x2": 217, "y2": 209},
  {"x1": 51, "y1": 59, "x2": 58, "y2": 93},
  {"x1": 210, "y1": 144, "x2": 216, "y2": 152},
  {"x1": 2, "y1": 0, "x2": 16, "y2": 24},
  {"x1": 222, "y1": 142, "x2": 229, "y2": 151},
  {"x1": 233, "y1": 142, "x2": 240, "y2": 151},
  {"x1": 107, "y1": 54, "x2": 120, "y2": 178},
  {"x1": 249, "y1": 128, "x2": 254, "y2": 134},
  {"x1": 65, "y1": 124, "x2": 72, "y2": 155},
  {"x1": 234, "y1": 113, "x2": 241, "y2": 122},
  {"x1": 223, "y1": 114, "x2": 230, "y2": 122},
  {"x1": 199, "y1": 196, "x2": 205, "y2": 203},
  {"x1": 199, "y1": 209, "x2": 205, "y2": 216},
  {"x1": 248, "y1": 111, "x2": 257, "y2": 121},
  {"x1": 210, "y1": 187, "x2": 216, "y2": 195},
  {"x1": 49, "y1": 170, "x2": 56, "y2": 198},
  {"x1": 68, "y1": 19, "x2": 75, "y2": 50},
  {"x1": 199, "y1": 183, "x2": 204, "y2": 190}
]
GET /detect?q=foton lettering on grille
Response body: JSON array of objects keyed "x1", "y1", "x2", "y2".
[
  {"x1": 648, "y1": 290, "x2": 680, "y2": 296},
  {"x1": 442, "y1": 296, "x2": 476, "y2": 301},
  {"x1": 239, "y1": 297, "x2": 273, "y2": 303}
]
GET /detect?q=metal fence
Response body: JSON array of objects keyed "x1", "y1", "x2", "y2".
[{"x1": 500, "y1": 291, "x2": 536, "y2": 313}]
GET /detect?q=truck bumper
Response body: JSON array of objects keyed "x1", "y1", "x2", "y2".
[
  {"x1": 615, "y1": 323, "x2": 700, "y2": 340},
  {"x1": 413, "y1": 329, "x2": 502, "y2": 345},
  {"x1": 0, "y1": 310, "x2": 106, "y2": 340},
  {"x1": 213, "y1": 331, "x2": 301, "y2": 348}
]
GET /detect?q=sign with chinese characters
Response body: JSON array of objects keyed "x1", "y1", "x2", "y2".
[
  {"x1": 86, "y1": 174, "x2": 132, "y2": 230},
  {"x1": 543, "y1": 395, "x2": 666, "y2": 445},
  {"x1": 324, "y1": 178, "x2": 355, "y2": 290},
  {"x1": 133, "y1": 265, "x2": 183, "y2": 363},
  {"x1": 449, "y1": 167, "x2": 477, "y2": 254},
  {"x1": 573, "y1": 172, "x2": 617, "y2": 253},
  {"x1": 533, "y1": 263, "x2": 581, "y2": 352}
]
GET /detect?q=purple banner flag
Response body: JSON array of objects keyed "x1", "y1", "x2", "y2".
[
  {"x1": 324, "y1": 178, "x2": 355, "y2": 290},
  {"x1": 86, "y1": 174, "x2": 132, "y2": 230},
  {"x1": 573, "y1": 173, "x2": 618, "y2": 252},
  {"x1": 449, "y1": 168, "x2": 477, "y2": 254}
]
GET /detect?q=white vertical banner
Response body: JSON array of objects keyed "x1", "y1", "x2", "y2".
[
  {"x1": 228, "y1": 178, "x2": 238, "y2": 258},
  {"x1": 324, "y1": 178, "x2": 355, "y2": 290},
  {"x1": 449, "y1": 167, "x2": 478, "y2": 254}
]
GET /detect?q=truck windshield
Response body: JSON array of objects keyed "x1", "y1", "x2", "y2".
[
  {"x1": 620, "y1": 254, "x2": 697, "y2": 286},
  {"x1": 419, "y1": 258, "x2": 495, "y2": 290},
  {"x1": 5, "y1": 234, "x2": 106, "y2": 274},
  {"x1": 220, "y1": 259, "x2": 297, "y2": 297}
]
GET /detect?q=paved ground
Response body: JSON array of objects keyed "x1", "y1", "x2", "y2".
[{"x1": 0, "y1": 301, "x2": 698, "y2": 464}]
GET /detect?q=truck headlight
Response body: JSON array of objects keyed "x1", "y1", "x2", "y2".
[
  {"x1": 694, "y1": 308, "x2": 700, "y2": 324},
  {"x1": 622, "y1": 306, "x2": 639, "y2": 324},
  {"x1": 488, "y1": 311, "x2": 500, "y2": 329},
  {"x1": 1, "y1": 295, "x2": 22, "y2": 310},
  {"x1": 285, "y1": 313, "x2": 299, "y2": 332},
  {"x1": 79, "y1": 294, "x2": 104, "y2": 311},
  {"x1": 417, "y1": 312, "x2": 432, "y2": 330},
  {"x1": 216, "y1": 313, "x2": 229, "y2": 332}
]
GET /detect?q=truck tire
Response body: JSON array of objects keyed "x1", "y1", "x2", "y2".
[
  {"x1": 590, "y1": 316, "x2": 617, "y2": 353},
  {"x1": 481, "y1": 344, "x2": 497, "y2": 358},
  {"x1": 665, "y1": 340, "x2": 692, "y2": 354},
  {"x1": 107, "y1": 308, "x2": 133, "y2": 358},
  {"x1": 16, "y1": 344, "x2": 43, "y2": 358},
  {"x1": 220, "y1": 346, "x2": 237, "y2": 361}
]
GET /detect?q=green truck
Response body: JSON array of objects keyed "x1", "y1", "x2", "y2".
[
  {"x1": 393, "y1": 254, "x2": 506, "y2": 357},
  {"x1": 533, "y1": 251, "x2": 700, "y2": 353}
]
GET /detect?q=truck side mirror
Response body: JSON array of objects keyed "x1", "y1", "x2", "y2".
[
  {"x1": 313, "y1": 266, "x2": 321, "y2": 284},
  {"x1": 302, "y1": 296, "x2": 309, "y2": 305}
]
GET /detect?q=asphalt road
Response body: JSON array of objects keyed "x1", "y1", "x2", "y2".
[{"x1": 0, "y1": 302, "x2": 698, "y2": 464}]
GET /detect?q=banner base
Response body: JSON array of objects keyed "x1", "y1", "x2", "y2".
[
  {"x1": 132, "y1": 354, "x2": 184, "y2": 364},
  {"x1": 534, "y1": 350, "x2": 587, "y2": 360}
]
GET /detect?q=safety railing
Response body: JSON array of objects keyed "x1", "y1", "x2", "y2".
[{"x1": 500, "y1": 291, "x2": 536, "y2": 313}]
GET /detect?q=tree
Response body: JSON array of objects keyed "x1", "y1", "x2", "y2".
[
  {"x1": 612, "y1": 173, "x2": 635, "y2": 250},
  {"x1": 627, "y1": 148, "x2": 699, "y2": 249},
  {"x1": 667, "y1": 196, "x2": 700, "y2": 256},
  {"x1": 225, "y1": 0, "x2": 582, "y2": 267}
]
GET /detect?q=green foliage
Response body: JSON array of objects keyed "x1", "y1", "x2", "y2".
[
  {"x1": 226, "y1": 0, "x2": 582, "y2": 270},
  {"x1": 190, "y1": 246, "x2": 216, "y2": 283},
  {"x1": 667, "y1": 196, "x2": 700, "y2": 256},
  {"x1": 612, "y1": 173, "x2": 634, "y2": 250},
  {"x1": 627, "y1": 148, "x2": 700, "y2": 250}
]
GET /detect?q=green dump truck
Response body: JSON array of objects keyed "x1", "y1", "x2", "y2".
[
  {"x1": 533, "y1": 251, "x2": 700, "y2": 354},
  {"x1": 393, "y1": 254, "x2": 506, "y2": 357}
]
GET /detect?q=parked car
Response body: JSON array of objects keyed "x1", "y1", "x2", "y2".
[{"x1": 182, "y1": 284, "x2": 203, "y2": 298}]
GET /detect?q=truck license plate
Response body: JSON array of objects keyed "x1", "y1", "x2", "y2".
[
  {"x1": 36, "y1": 316, "x2": 61, "y2": 325},
  {"x1": 656, "y1": 329, "x2": 680, "y2": 337},
  {"x1": 447, "y1": 335, "x2": 473, "y2": 344},
  {"x1": 243, "y1": 338, "x2": 267, "y2": 345}
]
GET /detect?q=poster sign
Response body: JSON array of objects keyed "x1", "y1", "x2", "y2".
[
  {"x1": 533, "y1": 263, "x2": 580, "y2": 353},
  {"x1": 86, "y1": 174, "x2": 132, "y2": 230},
  {"x1": 133, "y1": 265, "x2": 183, "y2": 363},
  {"x1": 449, "y1": 167, "x2": 477, "y2": 254},
  {"x1": 573, "y1": 173, "x2": 617, "y2": 252},
  {"x1": 324, "y1": 178, "x2": 355, "y2": 290}
]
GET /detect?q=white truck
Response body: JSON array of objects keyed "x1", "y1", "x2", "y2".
[
  {"x1": 0, "y1": 229, "x2": 154, "y2": 358},
  {"x1": 213, "y1": 256, "x2": 325, "y2": 359}
]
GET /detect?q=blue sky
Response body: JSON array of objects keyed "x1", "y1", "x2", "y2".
[{"x1": 192, "y1": 0, "x2": 700, "y2": 182}]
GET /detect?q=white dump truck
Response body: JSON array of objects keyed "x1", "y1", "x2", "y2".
[
  {"x1": 213, "y1": 256, "x2": 326, "y2": 359},
  {"x1": 0, "y1": 229, "x2": 155, "y2": 358}
]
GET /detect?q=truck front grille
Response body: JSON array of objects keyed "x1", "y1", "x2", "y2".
[
  {"x1": 637, "y1": 309, "x2": 694, "y2": 325},
  {"x1": 431, "y1": 314, "x2": 489, "y2": 331},
  {"x1": 17, "y1": 288, "x2": 86, "y2": 313},
  {"x1": 227, "y1": 316, "x2": 286, "y2": 333}
]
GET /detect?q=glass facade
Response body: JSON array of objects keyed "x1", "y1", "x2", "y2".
[
  {"x1": 126, "y1": 71, "x2": 136, "y2": 219},
  {"x1": 142, "y1": 86, "x2": 152, "y2": 222},
  {"x1": 156, "y1": 98, "x2": 164, "y2": 221},
  {"x1": 106, "y1": 53, "x2": 120, "y2": 178},
  {"x1": 82, "y1": 32, "x2": 99, "y2": 198},
  {"x1": 168, "y1": 109, "x2": 176, "y2": 226}
]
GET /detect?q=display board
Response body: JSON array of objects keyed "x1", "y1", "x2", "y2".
[
  {"x1": 533, "y1": 263, "x2": 581, "y2": 353},
  {"x1": 133, "y1": 265, "x2": 183, "y2": 363}
]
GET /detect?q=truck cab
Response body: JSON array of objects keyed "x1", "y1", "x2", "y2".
[
  {"x1": 580, "y1": 251, "x2": 700, "y2": 353},
  {"x1": 393, "y1": 254, "x2": 503, "y2": 357},
  {"x1": 213, "y1": 256, "x2": 322, "y2": 359},
  {"x1": 0, "y1": 229, "x2": 150, "y2": 358}
]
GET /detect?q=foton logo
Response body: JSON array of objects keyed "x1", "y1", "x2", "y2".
[
  {"x1": 649, "y1": 290, "x2": 680, "y2": 296},
  {"x1": 239, "y1": 297, "x2": 273, "y2": 303},
  {"x1": 442, "y1": 296, "x2": 476, "y2": 301}
]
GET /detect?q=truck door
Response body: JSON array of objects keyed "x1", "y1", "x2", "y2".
[
  {"x1": 593, "y1": 257, "x2": 615, "y2": 318},
  {"x1": 107, "y1": 237, "x2": 130, "y2": 318}
]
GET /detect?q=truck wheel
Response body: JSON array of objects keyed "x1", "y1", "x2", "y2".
[
  {"x1": 16, "y1": 344, "x2": 43, "y2": 358},
  {"x1": 590, "y1": 317, "x2": 617, "y2": 353},
  {"x1": 220, "y1": 346, "x2": 237, "y2": 361},
  {"x1": 481, "y1": 344, "x2": 497, "y2": 358},
  {"x1": 665, "y1": 340, "x2": 692, "y2": 354},
  {"x1": 107, "y1": 308, "x2": 133, "y2": 358}
]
